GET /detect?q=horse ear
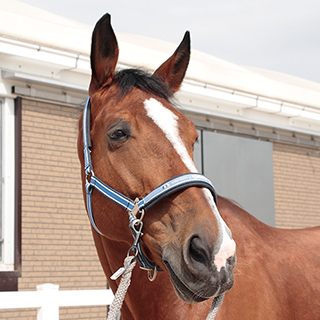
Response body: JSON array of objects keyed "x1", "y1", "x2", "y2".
[
  {"x1": 89, "y1": 13, "x2": 119, "y2": 93},
  {"x1": 153, "y1": 31, "x2": 190, "y2": 93}
]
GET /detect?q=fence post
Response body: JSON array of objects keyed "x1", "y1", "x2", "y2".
[{"x1": 36, "y1": 283, "x2": 60, "y2": 320}]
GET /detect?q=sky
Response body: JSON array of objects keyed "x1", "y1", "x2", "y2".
[{"x1": 19, "y1": 0, "x2": 320, "y2": 83}]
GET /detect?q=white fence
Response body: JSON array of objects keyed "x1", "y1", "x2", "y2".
[{"x1": 0, "y1": 283, "x2": 114, "y2": 320}]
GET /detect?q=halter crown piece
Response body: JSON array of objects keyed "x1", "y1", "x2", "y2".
[{"x1": 82, "y1": 96, "x2": 218, "y2": 279}]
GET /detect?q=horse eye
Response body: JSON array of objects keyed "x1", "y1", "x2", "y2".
[{"x1": 109, "y1": 129, "x2": 127, "y2": 141}]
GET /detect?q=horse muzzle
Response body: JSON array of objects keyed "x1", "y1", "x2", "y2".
[{"x1": 162, "y1": 233, "x2": 236, "y2": 304}]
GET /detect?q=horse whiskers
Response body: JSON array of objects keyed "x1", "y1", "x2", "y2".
[{"x1": 232, "y1": 267, "x2": 256, "y2": 281}]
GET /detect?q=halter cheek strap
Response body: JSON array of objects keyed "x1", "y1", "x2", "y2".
[{"x1": 82, "y1": 97, "x2": 218, "y2": 274}]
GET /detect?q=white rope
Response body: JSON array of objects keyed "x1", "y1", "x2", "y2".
[
  {"x1": 107, "y1": 256, "x2": 137, "y2": 320},
  {"x1": 206, "y1": 293, "x2": 225, "y2": 320}
]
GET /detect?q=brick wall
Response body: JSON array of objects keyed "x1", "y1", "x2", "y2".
[
  {"x1": 0, "y1": 99, "x2": 107, "y2": 319},
  {"x1": 273, "y1": 142, "x2": 320, "y2": 228}
]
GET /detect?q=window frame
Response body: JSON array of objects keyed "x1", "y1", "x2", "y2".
[
  {"x1": 1, "y1": 97, "x2": 15, "y2": 271},
  {"x1": 0, "y1": 100, "x2": 2, "y2": 261},
  {"x1": 0, "y1": 97, "x2": 21, "y2": 290}
]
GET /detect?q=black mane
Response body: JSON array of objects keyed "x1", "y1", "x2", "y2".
[{"x1": 114, "y1": 69, "x2": 173, "y2": 101}]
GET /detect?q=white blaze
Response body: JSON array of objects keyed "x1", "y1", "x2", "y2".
[
  {"x1": 144, "y1": 98, "x2": 197, "y2": 173},
  {"x1": 144, "y1": 98, "x2": 235, "y2": 271},
  {"x1": 203, "y1": 189, "x2": 236, "y2": 271}
]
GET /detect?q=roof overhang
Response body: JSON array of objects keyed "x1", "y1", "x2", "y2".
[{"x1": 1, "y1": 0, "x2": 320, "y2": 136}]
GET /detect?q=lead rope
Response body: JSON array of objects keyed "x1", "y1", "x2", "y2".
[
  {"x1": 206, "y1": 293, "x2": 225, "y2": 320},
  {"x1": 107, "y1": 255, "x2": 136, "y2": 320}
]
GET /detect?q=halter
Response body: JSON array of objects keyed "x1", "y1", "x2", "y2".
[{"x1": 82, "y1": 96, "x2": 218, "y2": 278}]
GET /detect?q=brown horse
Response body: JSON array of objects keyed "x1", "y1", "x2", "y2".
[{"x1": 78, "y1": 14, "x2": 320, "y2": 320}]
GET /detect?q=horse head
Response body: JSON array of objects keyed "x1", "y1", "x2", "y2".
[{"x1": 78, "y1": 13, "x2": 236, "y2": 305}]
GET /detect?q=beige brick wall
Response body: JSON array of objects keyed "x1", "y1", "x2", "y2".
[
  {"x1": 273, "y1": 142, "x2": 320, "y2": 228},
  {"x1": 0, "y1": 99, "x2": 107, "y2": 319}
]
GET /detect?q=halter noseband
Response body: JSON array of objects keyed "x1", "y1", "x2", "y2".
[{"x1": 82, "y1": 97, "x2": 218, "y2": 276}]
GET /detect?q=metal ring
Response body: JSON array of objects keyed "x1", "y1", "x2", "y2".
[
  {"x1": 127, "y1": 246, "x2": 139, "y2": 258},
  {"x1": 147, "y1": 267, "x2": 157, "y2": 282},
  {"x1": 138, "y1": 209, "x2": 145, "y2": 223}
]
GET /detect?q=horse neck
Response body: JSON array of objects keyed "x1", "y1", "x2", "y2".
[
  {"x1": 218, "y1": 196, "x2": 267, "y2": 234},
  {"x1": 217, "y1": 196, "x2": 275, "y2": 265}
]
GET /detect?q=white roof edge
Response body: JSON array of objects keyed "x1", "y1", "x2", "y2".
[{"x1": 1, "y1": 0, "x2": 320, "y2": 112}]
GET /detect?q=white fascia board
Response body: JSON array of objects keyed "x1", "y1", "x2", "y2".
[
  {"x1": 178, "y1": 80, "x2": 320, "y2": 137},
  {"x1": 0, "y1": 36, "x2": 90, "y2": 72},
  {"x1": 3, "y1": 72, "x2": 88, "y2": 93}
]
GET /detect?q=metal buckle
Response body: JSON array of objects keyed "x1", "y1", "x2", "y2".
[
  {"x1": 130, "y1": 198, "x2": 145, "y2": 222},
  {"x1": 128, "y1": 218, "x2": 143, "y2": 258},
  {"x1": 128, "y1": 217, "x2": 159, "y2": 282}
]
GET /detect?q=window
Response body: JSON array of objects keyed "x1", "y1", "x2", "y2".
[{"x1": 194, "y1": 129, "x2": 275, "y2": 226}]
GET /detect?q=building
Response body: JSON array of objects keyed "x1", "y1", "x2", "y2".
[{"x1": 0, "y1": 1, "x2": 319, "y2": 319}]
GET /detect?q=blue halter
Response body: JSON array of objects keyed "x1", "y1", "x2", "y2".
[{"x1": 82, "y1": 97, "x2": 218, "y2": 275}]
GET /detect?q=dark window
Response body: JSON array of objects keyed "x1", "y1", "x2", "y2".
[{"x1": 194, "y1": 130, "x2": 275, "y2": 226}]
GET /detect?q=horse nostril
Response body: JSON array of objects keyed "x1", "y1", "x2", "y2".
[{"x1": 189, "y1": 236, "x2": 209, "y2": 268}]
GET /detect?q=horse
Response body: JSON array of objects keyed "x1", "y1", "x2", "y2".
[{"x1": 78, "y1": 14, "x2": 320, "y2": 320}]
